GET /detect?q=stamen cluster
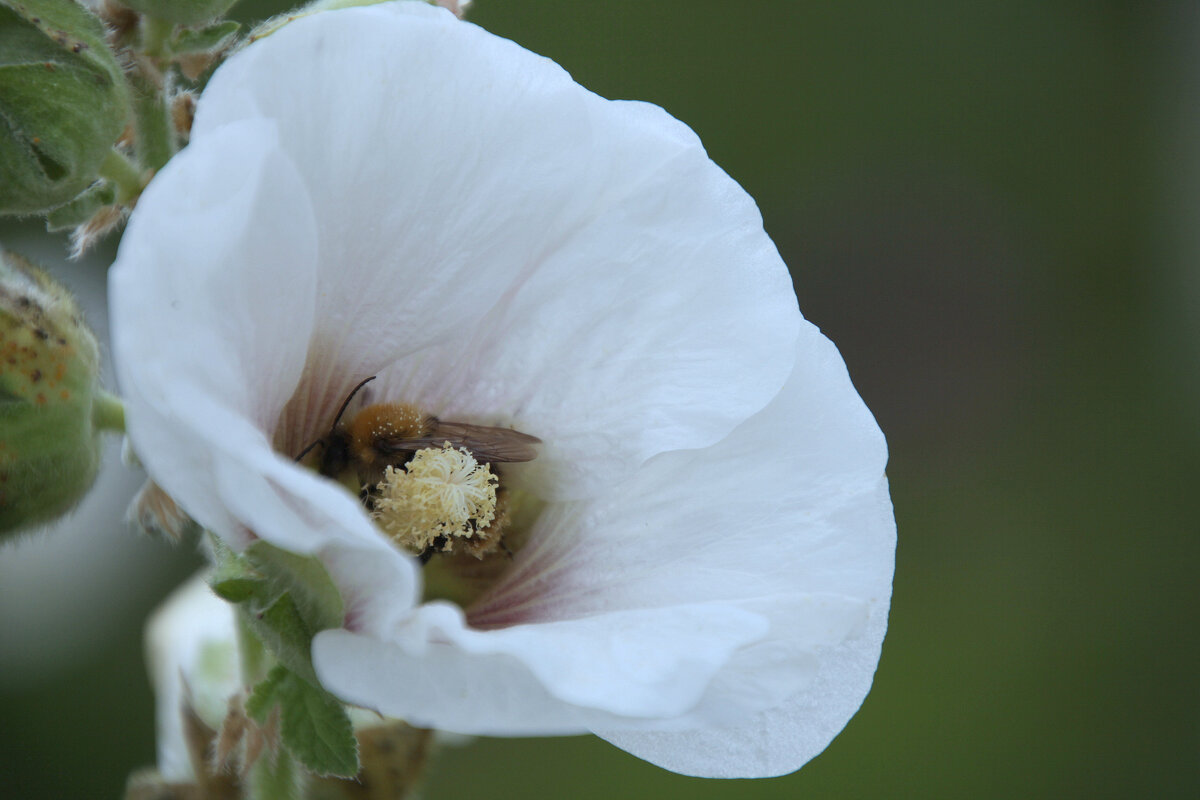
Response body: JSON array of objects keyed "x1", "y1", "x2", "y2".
[{"x1": 372, "y1": 443, "x2": 498, "y2": 554}]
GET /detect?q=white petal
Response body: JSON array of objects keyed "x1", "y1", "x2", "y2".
[
  {"x1": 315, "y1": 599, "x2": 769, "y2": 734},
  {"x1": 588, "y1": 329, "x2": 894, "y2": 776},
  {"x1": 145, "y1": 575, "x2": 239, "y2": 781},
  {"x1": 472, "y1": 323, "x2": 890, "y2": 630},
  {"x1": 313, "y1": 324, "x2": 894, "y2": 775},
  {"x1": 190, "y1": 3, "x2": 800, "y2": 497},
  {"x1": 597, "y1": 599, "x2": 890, "y2": 778},
  {"x1": 111, "y1": 2, "x2": 892, "y2": 779},
  {"x1": 110, "y1": 120, "x2": 414, "y2": 571}
]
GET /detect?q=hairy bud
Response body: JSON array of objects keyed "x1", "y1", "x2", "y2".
[
  {"x1": 0, "y1": 249, "x2": 118, "y2": 536},
  {"x1": 0, "y1": 0, "x2": 132, "y2": 215}
]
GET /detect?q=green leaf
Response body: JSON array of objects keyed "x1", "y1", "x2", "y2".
[
  {"x1": 170, "y1": 20, "x2": 239, "y2": 55},
  {"x1": 44, "y1": 180, "x2": 114, "y2": 231},
  {"x1": 245, "y1": 664, "x2": 288, "y2": 722},
  {"x1": 247, "y1": 665, "x2": 359, "y2": 780},
  {"x1": 245, "y1": 541, "x2": 344, "y2": 633},
  {"x1": 208, "y1": 535, "x2": 268, "y2": 603},
  {"x1": 240, "y1": 592, "x2": 319, "y2": 686},
  {"x1": 209, "y1": 537, "x2": 345, "y2": 690},
  {"x1": 280, "y1": 679, "x2": 359, "y2": 778},
  {"x1": 210, "y1": 573, "x2": 265, "y2": 604}
]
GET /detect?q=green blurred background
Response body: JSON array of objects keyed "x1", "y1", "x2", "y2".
[{"x1": 2, "y1": 1, "x2": 1197, "y2": 797}]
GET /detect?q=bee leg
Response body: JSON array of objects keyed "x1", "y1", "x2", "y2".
[
  {"x1": 417, "y1": 535, "x2": 449, "y2": 565},
  {"x1": 359, "y1": 483, "x2": 378, "y2": 512}
]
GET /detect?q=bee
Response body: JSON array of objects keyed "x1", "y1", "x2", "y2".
[{"x1": 297, "y1": 376, "x2": 541, "y2": 482}]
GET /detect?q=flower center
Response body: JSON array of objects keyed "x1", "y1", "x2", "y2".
[{"x1": 371, "y1": 444, "x2": 504, "y2": 558}]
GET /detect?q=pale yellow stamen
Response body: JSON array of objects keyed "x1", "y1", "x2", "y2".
[{"x1": 372, "y1": 444, "x2": 498, "y2": 554}]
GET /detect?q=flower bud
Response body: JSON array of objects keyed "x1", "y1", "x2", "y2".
[
  {"x1": 0, "y1": 0, "x2": 132, "y2": 215},
  {"x1": 0, "y1": 249, "x2": 114, "y2": 536},
  {"x1": 118, "y1": 0, "x2": 239, "y2": 27}
]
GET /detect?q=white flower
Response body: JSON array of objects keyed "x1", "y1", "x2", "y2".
[
  {"x1": 145, "y1": 575, "x2": 240, "y2": 782},
  {"x1": 111, "y1": 1, "x2": 895, "y2": 778}
]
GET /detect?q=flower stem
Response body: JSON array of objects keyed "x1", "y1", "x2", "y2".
[
  {"x1": 247, "y1": 746, "x2": 303, "y2": 800},
  {"x1": 236, "y1": 611, "x2": 271, "y2": 686},
  {"x1": 97, "y1": 149, "x2": 145, "y2": 205},
  {"x1": 129, "y1": 63, "x2": 175, "y2": 172},
  {"x1": 138, "y1": 15, "x2": 174, "y2": 61},
  {"x1": 92, "y1": 390, "x2": 125, "y2": 433}
]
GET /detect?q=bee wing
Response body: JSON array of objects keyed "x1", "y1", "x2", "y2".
[{"x1": 385, "y1": 421, "x2": 542, "y2": 463}]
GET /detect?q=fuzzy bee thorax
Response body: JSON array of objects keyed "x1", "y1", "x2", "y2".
[{"x1": 345, "y1": 403, "x2": 433, "y2": 465}]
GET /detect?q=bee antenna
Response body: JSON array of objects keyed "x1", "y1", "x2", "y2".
[
  {"x1": 331, "y1": 375, "x2": 377, "y2": 431},
  {"x1": 294, "y1": 438, "x2": 325, "y2": 462},
  {"x1": 293, "y1": 376, "x2": 377, "y2": 463}
]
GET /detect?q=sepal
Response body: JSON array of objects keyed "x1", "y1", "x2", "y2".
[
  {"x1": 44, "y1": 181, "x2": 116, "y2": 232},
  {"x1": 170, "y1": 19, "x2": 240, "y2": 55}
]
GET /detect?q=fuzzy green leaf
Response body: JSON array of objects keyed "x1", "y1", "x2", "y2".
[
  {"x1": 240, "y1": 591, "x2": 319, "y2": 686},
  {"x1": 208, "y1": 535, "x2": 267, "y2": 603},
  {"x1": 281, "y1": 678, "x2": 359, "y2": 778},
  {"x1": 247, "y1": 665, "x2": 359, "y2": 779},
  {"x1": 210, "y1": 538, "x2": 345, "y2": 690},
  {"x1": 245, "y1": 541, "x2": 344, "y2": 633},
  {"x1": 170, "y1": 20, "x2": 239, "y2": 55},
  {"x1": 245, "y1": 664, "x2": 288, "y2": 722}
]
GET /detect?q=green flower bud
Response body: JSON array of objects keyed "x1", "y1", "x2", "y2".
[
  {"x1": 0, "y1": 249, "x2": 119, "y2": 536},
  {"x1": 118, "y1": 0, "x2": 239, "y2": 27},
  {"x1": 0, "y1": 0, "x2": 132, "y2": 215}
]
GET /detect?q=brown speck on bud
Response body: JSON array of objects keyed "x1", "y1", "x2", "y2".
[{"x1": 171, "y1": 92, "x2": 197, "y2": 140}]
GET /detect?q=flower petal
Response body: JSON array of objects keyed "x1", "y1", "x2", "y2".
[
  {"x1": 315, "y1": 599, "x2": 770, "y2": 735},
  {"x1": 585, "y1": 328, "x2": 894, "y2": 776},
  {"x1": 110, "y1": 117, "x2": 413, "y2": 577},
  {"x1": 146, "y1": 574, "x2": 239, "y2": 781},
  {"x1": 313, "y1": 324, "x2": 894, "y2": 774},
  {"x1": 112, "y1": 2, "x2": 893, "y2": 779},
  {"x1": 596, "y1": 603, "x2": 889, "y2": 778},
  {"x1": 190, "y1": 2, "x2": 800, "y2": 497},
  {"x1": 471, "y1": 322, "x2": 891, "y2": 632}
]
